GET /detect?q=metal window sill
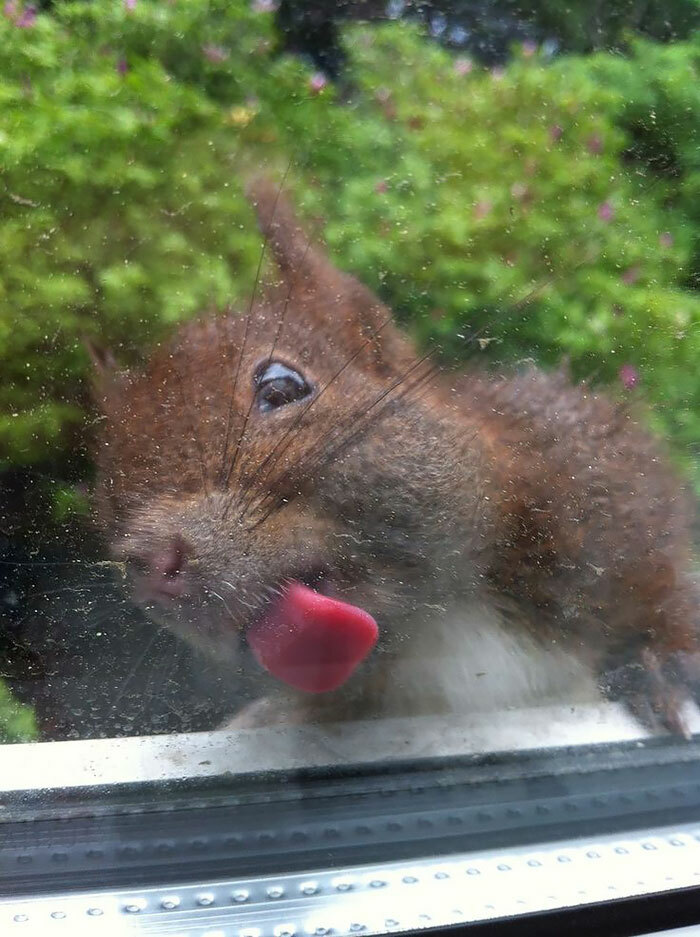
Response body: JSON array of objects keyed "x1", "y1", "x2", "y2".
[
  {"x1": 2, "y1": 821, "x2": 700, "y2": 935},
  {"x1": 2, "y1": 702, "x2": 700, "y2": 936}
]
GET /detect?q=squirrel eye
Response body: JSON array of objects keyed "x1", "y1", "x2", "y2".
[{"x1": 254, "y1": 361, "x2": 312, "y2": 413}]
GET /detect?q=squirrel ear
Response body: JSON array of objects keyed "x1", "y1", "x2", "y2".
[
  {"x1": 84, "y1": 337, "x2": 117, "y2": 375},
  {"x1": 84, "y1": 337, "x2": 123, "y2": 399},
  {"x1": 246, "y1": 175, "x2": 332, "y2": 293},
  {"x1": 246, "y1": 176, "x2": 415, "y2": 376}
]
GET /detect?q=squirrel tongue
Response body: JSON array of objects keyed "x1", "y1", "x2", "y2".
[{"x1": 246, "y1": 582, "x2": 379, "y2": 694}]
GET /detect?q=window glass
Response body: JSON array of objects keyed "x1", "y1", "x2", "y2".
[{"x1": 1, "y1": 0, "x2": 699, "y2": 784}]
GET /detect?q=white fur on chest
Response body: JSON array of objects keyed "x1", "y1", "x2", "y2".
[
  {"x1": 225, "y1": 600, "x2": 603, "y2": 730},
  {"x1": 390, "y1": 600, "x2": 601, "y2": 715}
]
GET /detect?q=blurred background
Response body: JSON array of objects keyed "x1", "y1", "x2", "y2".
[{"x1": 0, "y1": 0, "x2": 698, "y2": 742}]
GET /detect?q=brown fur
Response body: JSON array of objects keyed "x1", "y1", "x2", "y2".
[{"x1": 91, "y1": 179, "x2": 699, "y2": 734}]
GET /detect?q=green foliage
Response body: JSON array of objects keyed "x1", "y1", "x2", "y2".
[
  {"x1": 516, "y1": 0, "x2": 700, "y2": 52},
  {"x1": 585, "y1": 37, "x2": 700, "y2": 286},
  {"x1": 309, "y1": 28, "x2": 700, "y2": 473},
  {"x1": 0, "y1": 0, "x2": 698, "y2": 487},
  {"x1": 0, "y1": 679, "x2": 37, "y2": 742}
]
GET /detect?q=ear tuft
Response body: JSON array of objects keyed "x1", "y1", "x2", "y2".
[
  {"x1": 84, "y1": 337, "x2": 118, "y2": 376},
  {"x1": 245, "y1": 176, "x2": 416, "y2": 376},
  {"x1": 245, "y1": 175, "x2": 284, "y2": 238},
  {"x1": 83, "y1": 337, "x2": 123, "y2": 400},
  {"x1": 245, "y1": 174, "x2": 324, "y2": 288}
]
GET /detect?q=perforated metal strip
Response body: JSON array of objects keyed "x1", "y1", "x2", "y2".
[{"x1": 3, "y1": 821, "x2": 700, "y2": 935}]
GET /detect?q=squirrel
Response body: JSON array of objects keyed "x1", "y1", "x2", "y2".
[{"x1": 89, "y1": 179, "x2": 699, "y2": 736}]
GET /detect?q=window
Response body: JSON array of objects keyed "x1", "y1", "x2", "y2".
[{"x1": 1, "y1": 1, "x2": 699, "y2": 933}]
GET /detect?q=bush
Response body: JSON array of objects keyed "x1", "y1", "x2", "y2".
[
  {"x1": 309, "y1": 28, "x2": 700, "y2": 474},
  {"x1": 502, "y1": 0, "x2": 700, "y2": 52},
  {"x1": 0, "y1": 0, "x2": 698, "y2": 482},
  {"x1": 0, "y1": 677, "x2": 37, "y2": 741},
  {"x1": 274, "y1": 1, "x2": 700, "y2": 74}
]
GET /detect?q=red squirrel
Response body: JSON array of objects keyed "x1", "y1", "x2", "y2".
[{"x1": 90, "y1": 179, "x2": 699, "y2": 735}]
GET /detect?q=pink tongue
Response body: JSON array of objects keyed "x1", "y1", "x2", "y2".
[{"x1": 247, "y1": 582, "x2": 379, "y2": 694}]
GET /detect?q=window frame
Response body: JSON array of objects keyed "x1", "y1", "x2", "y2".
[{"x1": 1, "y1": 701, "x2": 700, "y2": 936}]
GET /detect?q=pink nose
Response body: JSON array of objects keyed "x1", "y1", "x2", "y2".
[{"x1": 131, "y1": 535, "x2": 191, "y2": 602}]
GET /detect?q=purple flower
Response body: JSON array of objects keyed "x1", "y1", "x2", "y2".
[
  {"x1": 15, "y1": 3, "x2": 35, "y2": 27},
  {"x1": 116, "y1": 57, "x2": 129, "y2": 75},
  {"x1": 474, "y1": 199, "x2": 492, "y2": 220},
  {"x1": 309, "y1": 72, "x2": 328, "y2": 94},
  {"x1": 621, "y1": 266, "x2": 640, "y2": 286},
  {"x1": 549, "y1": 125, "x2": 563, "y2": 143},
  {"x1": 587, "y1": 133, "x2": 603, "y2": 155},
  {"x1": 253, "y1": 0, "x2": 277, "y2": 10},
  {"x1": 124, "y1": 0, "x2": 136, "y2": 10},
  {"x1": 454, "y1": 57, "x2": 472, "y2": 76},
  {"x1": 374, "y1": 179, "x2": 389, "y2": 194},
  {"x1": 202, "y1": 44, "x2": 229, "y2": 64},
  {"x1": 3, "y1": 1, "x2": 17, "y2": 18},
  {"x1": 619, "y1": 364, "x2": 639, "y2": 390},
  {"x1": 521, "y1": 39, "x2": 537, "y2": 57},
  {"x1": 598, "y1": 201, "x2": 614, "y2": 222},
  {"x1": 659, "y1": 231, "x2": 674, "y2": 249}
]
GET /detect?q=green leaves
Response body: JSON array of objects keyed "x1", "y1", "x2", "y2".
[
  {"x1": 313, "y1": 28, "x2": 700, "y2": 485},
  {"x1": 0, "y1": 679, "x2": 37, "y2": 743},
  {"x1": 0, "y1": 1, "x2": 698, "y2": 491}
]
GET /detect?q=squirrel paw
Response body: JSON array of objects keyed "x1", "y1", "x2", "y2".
[{"x1": 599, "y1": 647, "x2": 691, "y2": 739}]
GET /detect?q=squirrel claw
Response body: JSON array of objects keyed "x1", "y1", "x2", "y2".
[{"x1": 600, "y1": 647, "x2": 691, "y2": 739}]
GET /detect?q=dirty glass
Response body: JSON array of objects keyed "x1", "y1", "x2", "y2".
[{"x1": 1, "y1": 0, "x2": 699, "y2": 780}]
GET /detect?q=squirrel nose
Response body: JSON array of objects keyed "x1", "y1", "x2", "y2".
[{"x1": 130, "y1": 534, "x2": 192, "y2": 602}]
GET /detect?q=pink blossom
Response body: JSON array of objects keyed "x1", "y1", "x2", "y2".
[
  {"x1": 549, "y1": 125, "x2": 563, "y2": 143},
  {"x1": 124, "y1": 0, "x2": 136, "y2": 10},
  {"x1": 116, "y1": 58, "x2": 129, "y2": 75},
  {"x1": 587, "y1": 133, "x2": 603, "y2": 155},
  {"x1": 598, "y1": 201, "x2": 614, "y2": 222},
  {"x1": 309, "y1": 72, "x2": 328, "y2": 94},
  {"x1": 474, "y1": 199, "x2": 492, "y2": 220},
  {"x1": 454, "y1": 57, "x2": 473, "y2": 76},
  {"x1": 659, "y1": 231, "x2": 674, "y2": 249},
  {"x1": 202, "y1": 44, "x2": 229, "y2": 63},
  {"x1": 15, "y1": 3, "x2": 35, "y2": 27},
  {"x1": 3, "y1": 1, "x2": 17, "y2": 18},
  {"x1": 374, "y1": 179, "x2": 389, "y2": 194},
  {"x1": 619, "y1": 364, "x2": 639, "y2": 390},
  {"x1": 621, "y1": 266, "x2": 640, "y2": 286},
  {"x1": 510, "y1": 181, "x2": 528, "y2": 200},
  {"x1": 522, "y1": 40, "x2": 537, "y2": 57}
]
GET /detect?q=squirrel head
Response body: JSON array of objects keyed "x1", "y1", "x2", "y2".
[{"x1": 89, "y1": 180, "x2": 477, "y2": 688}]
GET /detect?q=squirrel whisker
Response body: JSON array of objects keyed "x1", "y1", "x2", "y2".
[
  {"x1": 244, "y1": 351, "x2": 438, "y2": 531},
  {"x1": 222, "y1": 214, "x2": 319, "y2": 514},
  {"x1": 232, "y1": 314, "x2": 397, "y2": 522},
  {"x1": 219, "y1": 161, "x2": 294, "y2": 488}
]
